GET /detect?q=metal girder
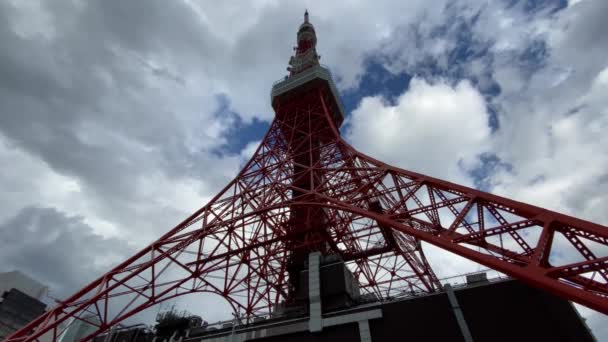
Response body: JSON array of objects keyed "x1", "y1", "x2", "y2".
[{"x1": 7, "y1": 46, "x2": 608, "y2": 342}]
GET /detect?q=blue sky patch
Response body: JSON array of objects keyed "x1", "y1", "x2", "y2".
[
  {"x1": 467, "y1": 153, "x2": 514, "y2": 191},
  {"x1": 342, "y1": 59, "x2": 411, "y2": 114}
]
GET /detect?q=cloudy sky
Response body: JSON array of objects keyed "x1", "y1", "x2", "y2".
[{"x1": 1, "y1": 0, "x2": 607, "y2": 338}]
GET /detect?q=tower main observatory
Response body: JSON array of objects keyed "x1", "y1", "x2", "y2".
[{"x1": 6, "y1": 10, "x2": 608, "y2": 342}]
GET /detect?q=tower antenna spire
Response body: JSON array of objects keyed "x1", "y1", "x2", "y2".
[{"x1": 287, "y1": 8, "x2": 319, "y2": 76}]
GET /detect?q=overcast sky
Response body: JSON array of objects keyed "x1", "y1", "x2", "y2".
[{"x1": 1, "y1": 0, "x2": 607, "y2": 338}]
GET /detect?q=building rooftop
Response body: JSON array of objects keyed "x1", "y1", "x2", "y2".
[{"x1": 0, "y1": 270, "x2": 48, "y2": 302}]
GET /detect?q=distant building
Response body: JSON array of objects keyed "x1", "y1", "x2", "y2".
[
  {"x1": 0, "y1": 271, "x2": 48, "y2": 340},
  {"x1": 0, "y1": 271, "x2": 48, "y2": 301}
]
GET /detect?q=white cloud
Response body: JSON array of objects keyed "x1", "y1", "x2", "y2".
[
  {"x1": 486, "y1": 2, "x2": 608, "y2": 227},
  {"x1": 346, "y1": 77, "x2": 491, "y2": 186},
  {"x1": 1, "y1": 0, "x2": 607, "y2": 338},
  {"x1": 490, "y1": 73, "x2": 608, "y2": 225},
  {"x1": 423, "y1": 1, "x2": 608, "y2": 333},
  {"x1": 0, "y1": 134, "x2": 116, "y2": 236},
  {"x1": 240, "y1": 139, "x2": 261, "y2": 160},
  {"x1": 345, "y1": 1, "x2": 608, "y2": 335}
]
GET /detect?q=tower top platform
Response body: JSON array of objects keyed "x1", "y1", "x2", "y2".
[{"x1": 271, "y1": 64, "x2": 345, "y2": 128}]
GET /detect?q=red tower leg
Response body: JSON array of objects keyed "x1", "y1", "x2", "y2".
[{"x1": 5, "y1": 11, "x2": 608, "y2": 342}]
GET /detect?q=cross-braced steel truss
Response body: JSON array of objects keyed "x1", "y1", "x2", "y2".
[{"x1": 6, "y1": 84, "x2": 608, "y2": 342}]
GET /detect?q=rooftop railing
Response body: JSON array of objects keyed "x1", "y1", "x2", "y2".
[
  {"x1": 184, "y1": 270, "x2": 511, "y2": 340},
  {"x1": 269, "y1": 64, "x2": 346, "y2": 120}
]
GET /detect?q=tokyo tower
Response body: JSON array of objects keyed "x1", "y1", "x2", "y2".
[{"x1": 5, "y1": 10, "x2": 608, "y2": 342}]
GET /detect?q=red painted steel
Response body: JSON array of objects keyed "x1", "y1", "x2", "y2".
[{"x1": 5, "y1": 11, "x2": 608, "y2": 342}]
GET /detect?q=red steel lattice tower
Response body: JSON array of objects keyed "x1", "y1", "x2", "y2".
[{"x1": 6, "y1": 11, "x2": 608, "y2": 342}]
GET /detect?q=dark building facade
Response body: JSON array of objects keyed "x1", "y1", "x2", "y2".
[
  {"x1": 171, "y1": 254, "x2": 595, "y2": 342},
  {"x1": 88, "y1": 255, "x2": 595, "y2": 342},
  {"x1": 180, "y1": 281, "x2": 594, "y2": 342},
  {"x1": 0, "y1": 289, "x2": 47, "y2": 340},
  {"x1": 0, "y1": 258, "x2": 595, "y2": 342}
]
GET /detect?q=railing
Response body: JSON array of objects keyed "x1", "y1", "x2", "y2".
[
  {"x1": 187, "y1": 310, "x2": 307, "y2": 340},
  {"x1": 187, "y1": 270, "x2": 512, "y2": 339},
  {"x1": 269, "y1": 64, "x2": 346, "y2": 120},
  {"x1": 270, "y1": 64, "x2": 336, "y2": 97},
  {"x1": 441, "y1": 269, "x2": 510, "y2": 290},
  {"x1": 271, "y1": 64, "x2": 336, "y2": 87}
]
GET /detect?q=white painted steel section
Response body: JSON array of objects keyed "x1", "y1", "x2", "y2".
[
  {"x1": 357, "y1": 320, "x2": 372, "y2": 342},
  {"x1": 270, "y1": 65, "x2": 345, "y2": 121},
  {"x1": 308, "y1": 252, "x2": 323, "y2": 332},
  {"x1": 445, "y1": 284, "x2": 474, "y2": 342},
  {"x1": 322, "y1": 309, "x2": 382, "y2": 327}
]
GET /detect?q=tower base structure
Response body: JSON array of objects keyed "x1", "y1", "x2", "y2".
[{"x1": 140, "y1": 261, "x2": 595, "y2": 342}]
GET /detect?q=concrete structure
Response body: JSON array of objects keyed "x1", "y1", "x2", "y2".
[
  {"x1": 0, "y1": 271, "x2": 47, "y2": 302},
  {"x1": 87, "y1": 257, "x2": 596, "y2": 342},
  {"x1": 0, "y1": 289, "x2": 47, "y2": 340},
  {"x1": 172, "y1": 259, "x2": 595, "y2": 342},
  {"x1": 0, "y1": 271, "x2": 48, "y2": 340}
]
